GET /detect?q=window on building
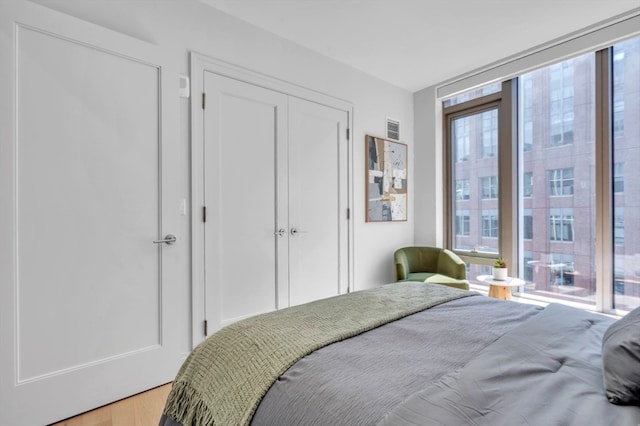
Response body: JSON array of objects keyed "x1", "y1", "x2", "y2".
[
  {"x1": 523, "y1": 210, "x2": 533, "y2": 240},
  {"x1": 454, "y1": 118, "x2": 470, "y2": 162},
  {"x1": 614, "y1": 162, "x2": 624, "y2": 194},
  {"x1": 548, "y1": 168, "x2": 574, "y2": 196},
  {"x1": 481, "y1": 109, "x2": 498, "y2": 158},
  {"x1": 455, "y1": 179, "x2": 470, "y2": 200},
  {"x1": 523, "y1": 172, "x2": 533, "y2": 197},
  {"x1": 456, "y1": 212, "x2": 470, "y2": 236},
  {"x1": 549, "y1": 208, "x2": 574, "y2": 242},
  {"x1": 521, "y1": 75, "x2": 534, "y2": 152},
  {"x1": 549, "y1": 61, "x2": 575, "y2": 146},
  {"x1": 480, "y1": 176, "x2": 498, "y2": 199},
  {"x1": 524, "y1": 252, "x2": 534, "y2": 282},
  {"x1": 548, "y1": 253, "x2": 575, "y2": 286},
  {"x1": 614, "y1": 209, "x2": 624, "y2": 246},
  {"x1": 613, "y1": 48, "x2": 625, "y2": 139},
  {"x1": 482, "y1": 210, "x2": 499, "y2": 238}
]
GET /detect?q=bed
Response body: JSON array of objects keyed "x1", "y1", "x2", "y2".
[{"x1": 160, "y1": 282, "x2": 640, "y2": 425}]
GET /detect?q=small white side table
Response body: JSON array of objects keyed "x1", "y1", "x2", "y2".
[{"x1": 477, "y1": 275, "x2": 525, "y2": 300}]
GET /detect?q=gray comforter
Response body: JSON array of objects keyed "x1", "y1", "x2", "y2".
[
  {"x1": 252, "y1": 296, "x2": 541, "y2": 425},
  {"x1": 378, "y1": 303, "x2": 640, "y2": 426},
  {"x1": 161, "y1": 294, "x2": 640, "y2": 425}
]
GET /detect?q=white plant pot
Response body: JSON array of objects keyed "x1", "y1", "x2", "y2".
[{"x1": 492, "y1": 267, "x2": 508, "y2": 281}]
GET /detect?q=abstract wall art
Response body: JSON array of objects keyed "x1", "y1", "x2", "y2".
[{"x1": 366, "y1": 135, "x2": 408, "y2": 222}]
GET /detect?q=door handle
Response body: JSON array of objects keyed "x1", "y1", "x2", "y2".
[
  {"x1": 290, "y1": 228, "x2": 308, "y2": 236},
  {"x1": 274, "y1": 228, "x2": 287, "y2": 237},
  {"x1": 153, "y1": 234, "x2": 177, "y2": 245}
]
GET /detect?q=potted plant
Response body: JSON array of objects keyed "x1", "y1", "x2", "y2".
[{"x1": 493, "y1": 257, "x2": 507, "y2": 280}]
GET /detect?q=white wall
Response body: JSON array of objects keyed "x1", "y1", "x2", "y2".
[{"x1": 32, "y1": 0, "x2": 414, "y2": 291}]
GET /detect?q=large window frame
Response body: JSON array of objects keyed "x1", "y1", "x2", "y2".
[{"x1": 443, "y1": 42, "x2": 636, "y2": 315}]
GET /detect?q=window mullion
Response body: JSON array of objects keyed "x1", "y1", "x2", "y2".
[{"x1": 595, "y1": 48, "x2": 613, "y2": 313}]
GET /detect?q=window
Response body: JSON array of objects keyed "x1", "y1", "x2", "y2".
[
  {"x1": 455, "y1": 179, "x2": 470, "y2": 200},
  {"x1": 613, "y1": 162, "x2": 624, "y2": 194},
  {"x1": 456, "y1": 211, "x2": 470, "y2": 236},
  {"x1": 549, "y1": 61, "x2": 575, "y2": 146},
  {"x1": 445, "y1": 37, "x2": 640, "y2": 313},
  {"x1": 612, "y1": 37, "x2": 640, "y2": 311},
  {"x1": 454, "y1": 118, "x2": 470, "y2": 162},
  {"x1": 517, "y1": 53, "x2": 595, "y2": 306},
  {"x1": 444, "y1": 82, "x2": 501, "y2": 107},
  {"x1": 480, "y1": 176, "x2": 498, "y2": 199},
  {"x1": 481, "y1": 109, "x2": 498, "y2": 158},
  {"x1": 614, "y1": 209, "x2": 624, "y2": 246},
  {"x1": 612, "y1": 48, "x2": 625, "y2": 139},
  {"x1": 482, "y1": 210, "x2": 499, "y2": 238},
  {"x1": 549, "y1": 208, "x2": 574, "y2": 242},
  {"x1": 548, "y1": 168, "x2": 574, "y2": 196},
  {"x1": 449, "y1": 104, "x2": 500, "y2": 255},
  {"x1": 523, "y1": 172, "x2": 533, "y2": 197},
  {"x1": 521, "y1": 75, "x2": 534, "y2": 152},
  {"x1": 523, "y1": 210, "x2": 533, "y2": 240},
  {"x1": 548, "y1": 253, "x2": 575, "y2": 286},
  {"x1": 523, "y1": 252, "x2": 534, "y2": 282}
]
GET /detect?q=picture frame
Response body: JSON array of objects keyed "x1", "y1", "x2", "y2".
[{"x1": 365, "y1": 134, "x2": 408, "y2": 222}]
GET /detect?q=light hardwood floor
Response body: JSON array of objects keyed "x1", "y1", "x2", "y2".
[{"x1": 51, "y1": 383, "x2": 172, "y2": 426}]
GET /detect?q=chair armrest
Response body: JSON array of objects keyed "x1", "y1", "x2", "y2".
[{"x1": 437, "y1": 249, "x2": 467, "y2": 280}]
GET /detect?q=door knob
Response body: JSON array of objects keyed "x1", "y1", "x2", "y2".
[
  {"x1": 274, "y1": 228, "x2": 286, "y2": 237},
  {"x1": 153, "y1": 234, "x2": 177, "y2": 245},
  {"x1": 290, "y1": 228, "x2": 308, "y2": 235}
]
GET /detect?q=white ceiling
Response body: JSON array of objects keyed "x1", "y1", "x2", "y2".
[{"x1": 201, "y1": 0, "x2": 640, "y2": 92}]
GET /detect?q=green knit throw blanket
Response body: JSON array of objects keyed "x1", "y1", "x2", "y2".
[{"x1": 163, "y1": 282, "x2": 477, "y2": 425}]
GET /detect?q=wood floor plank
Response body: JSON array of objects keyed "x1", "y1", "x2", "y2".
[{"x1": 51, "y1": 383, "x2": 172, "y2": 426}]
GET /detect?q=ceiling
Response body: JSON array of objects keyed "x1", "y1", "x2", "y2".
[{"x1": 200, "y1": 0, "x2": 640, "y2": 92}]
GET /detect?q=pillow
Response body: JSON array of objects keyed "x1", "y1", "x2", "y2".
[{"x1": 602, "y1": 305, "x2": 640, "y2": 405}]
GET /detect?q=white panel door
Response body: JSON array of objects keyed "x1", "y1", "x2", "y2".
[
  {"x1": 288, "y1": 98, "x2": 350, "y2": 306},
  {"x1": 202, "y1": 72, "x2": 288, "y2": 332},
  {"x1": 0, "y1": 3, "x2": 183, "y2": 425}
]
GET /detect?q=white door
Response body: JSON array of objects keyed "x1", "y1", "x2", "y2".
[
  {"x1": 288, "y1": 98, "x2": 350, "y2": 306},
  {"x1": 0, "y1": 3, "x2": 184, "y2": 425},
  {"x1": 202, "y1": 72, "x2": 289, "y2": 332},
  {"x1": 199, "y1": 69, "x2": 350, "y2": 335}
]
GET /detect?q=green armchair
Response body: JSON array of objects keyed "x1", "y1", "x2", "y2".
[{"x1": 394, "y1": 246, "x2": 470, "y2": 290}]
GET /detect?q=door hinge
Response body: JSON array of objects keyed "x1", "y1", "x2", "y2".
[
  {"x1": 204, "y1": 320, "x2": 208, "y2": 337},
  {"x1": 346, "y1": 128, "x2": 350, "y2": 141},
  {"x1": 202, "y1": 92, "x2": 206, "y2": 109},
  {"x1": 347, "y1": 208, "x2": 351, "y2": 220},
  {"x1": 202, "y1": 206, "x2": 207, "y2": 222}
]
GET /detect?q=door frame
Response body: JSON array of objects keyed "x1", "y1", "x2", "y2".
[{"x1": 190, "y1": 52, "x2": 354, "y2": 346}]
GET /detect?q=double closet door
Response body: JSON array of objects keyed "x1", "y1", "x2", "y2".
[{"x1": 200, "y1": 71, "x2": 350, "y2": 335}]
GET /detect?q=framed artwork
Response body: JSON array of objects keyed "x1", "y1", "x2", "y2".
[{"x1": 366, "y1": 135, "x2": 408, "y2": 222}]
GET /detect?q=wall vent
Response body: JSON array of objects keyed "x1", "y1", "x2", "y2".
[{"x1": 386, "y1": 116, "x2": 400, "y2": 140}]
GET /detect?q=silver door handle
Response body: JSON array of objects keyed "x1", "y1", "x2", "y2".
[
  {"x1": 290, "y1": 228, "x2": 308, "y2": 235},
  {"x1": 153, "y1": 234, "x2": 176, "y2": 245},
  {"x1": 274, "y1": 228, "x2": 286, "y2": 237}
]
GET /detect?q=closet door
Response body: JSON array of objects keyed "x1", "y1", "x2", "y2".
[
  {"x1": 288, "y1": 98, "x2": 350, "y2": 306},
  {"x1": 202, "y1": 72, "x2": 288, "y2": 333}
]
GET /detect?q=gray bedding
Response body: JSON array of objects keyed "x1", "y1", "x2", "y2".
[
  {"x1": 252, "y1": 296, "x2": 540, "y2": 425},
  {"x1": 161, "y1": 293, "x2": 640, "y2": 426},
  {"x1": 379, "y1": 303, "x2": 640, "y2": 426}
]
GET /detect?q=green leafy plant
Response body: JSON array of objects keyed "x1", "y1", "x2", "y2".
[{"x1": 494, "y1": 257, "x2": 506, "y2": 268}]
